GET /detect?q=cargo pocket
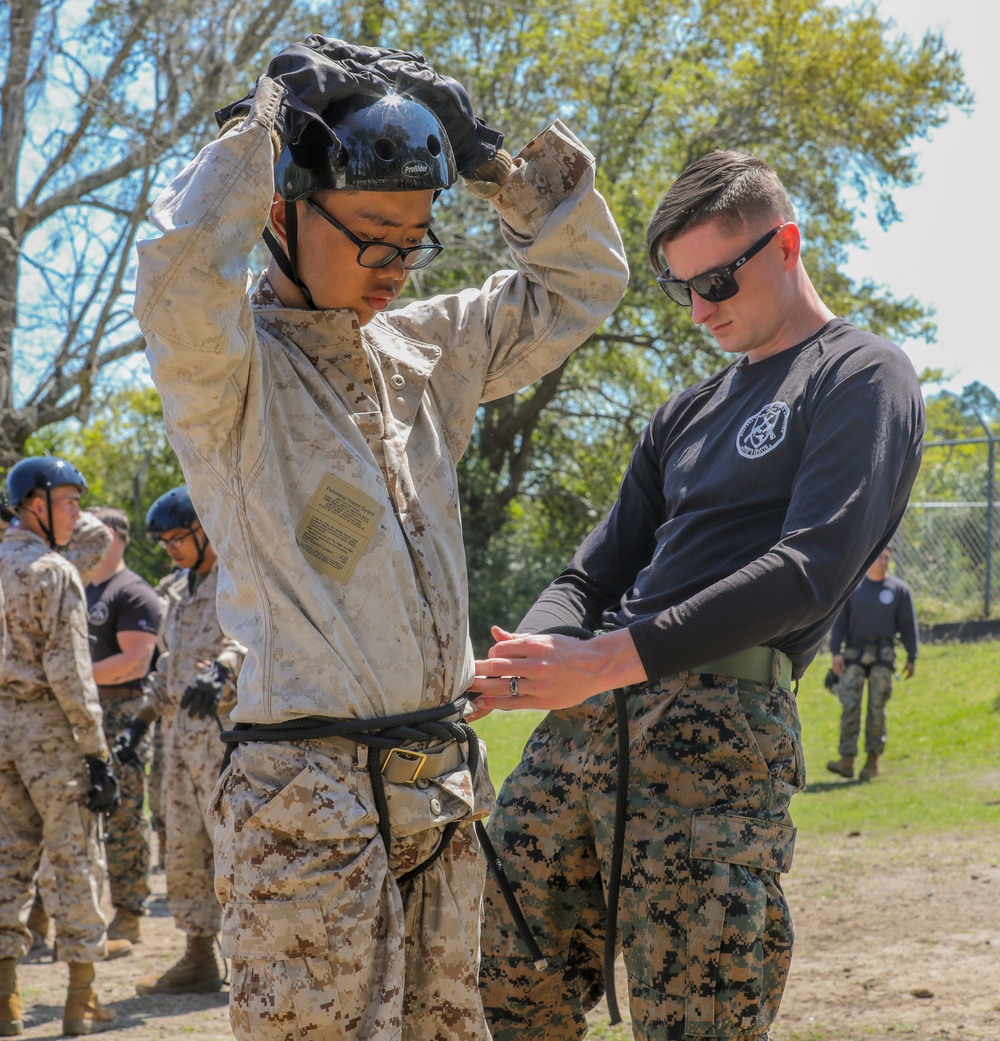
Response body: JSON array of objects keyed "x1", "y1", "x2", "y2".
[
  {"x1": 685, "y1": 813, "x2": 796, "y2": 1037},
  {"x1": 220, "y1": 898, "x2": 329, "y2": 960}
]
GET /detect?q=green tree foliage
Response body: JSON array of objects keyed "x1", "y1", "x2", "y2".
[
  {"x1": 0, "y1": 0, "x2": 317, "y2": 469},
  {"x1": 2, "y1": 1, "x2": 973, "y2": 643},
  {"x1": 353, "y1": 0, "x2": 970, "y2": 643}
]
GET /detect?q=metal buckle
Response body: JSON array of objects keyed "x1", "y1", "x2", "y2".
[{"x1": 382, "y1": 748, "x2": 428, "y2": 783}]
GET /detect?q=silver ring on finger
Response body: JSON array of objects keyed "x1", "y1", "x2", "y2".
[{"x1": 509, "y1": 676, "x2": 520, "y2": 697}]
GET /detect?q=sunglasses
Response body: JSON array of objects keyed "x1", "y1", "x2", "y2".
[
  {"x1": 656, "y1": 224, "x2": 785, "y2": 307},
  {"x1": 307, "y1": 200, "x2": 444, "y2": 271}
]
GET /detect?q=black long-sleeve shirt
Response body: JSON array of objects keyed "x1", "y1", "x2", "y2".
[
  {"x1": 829, "y1": 575, "x2": 919, "y2": 661},
  {"x1": 521, "y1": 319, "x2": 925, "y2": 680}
]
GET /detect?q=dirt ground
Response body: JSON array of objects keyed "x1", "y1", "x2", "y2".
[{"x1": 11, "y1": 828, "x2": 1000, "y2": 1040}]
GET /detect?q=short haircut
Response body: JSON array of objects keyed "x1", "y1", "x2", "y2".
[
  {"x1": 646, "y1": 151, "x2": 796, "y2": 271},
  {"x1": 88, "y1": 506, "x2": 130, "y2": 545}
]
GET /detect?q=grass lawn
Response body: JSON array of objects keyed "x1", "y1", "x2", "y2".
[{"x1": 471, "y1": 639, "x2": 1000, "y2": 1039}]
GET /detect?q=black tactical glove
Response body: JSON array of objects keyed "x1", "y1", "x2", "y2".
[
  {"x1": 84, "y1": 755, "x2": 121, "y2": 815},
  {"x1": 112, "y1": 718, "x2": 150, "y2": 768},
  {"x1": 215, "y1": 35, "x2": 503, "y2": 178},
  {"x1": 181, "y1": 661, "x2": 231, "y2": 720}
]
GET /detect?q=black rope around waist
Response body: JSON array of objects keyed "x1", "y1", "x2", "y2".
[
  {"x1": 220, "y1": 703, "x2": 472, "y2": 887},
  {"x1": 218, "y1": 703, "x2": 547, "y2": 968}
]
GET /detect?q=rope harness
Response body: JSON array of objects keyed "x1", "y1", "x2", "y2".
[{"x1": 218, "y1": 702, "x2": 545, "y2": 948}]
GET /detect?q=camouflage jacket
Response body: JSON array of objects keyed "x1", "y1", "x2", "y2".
[
  {"x1": 0, "y1": 527, "x2": 108, "y2": 757},
  {"x1": 145, "y1": 563, "x2": 246, "y2": 718},
  {"x1": 136, "y1": 75, "x2": 628, "y2": 723}
]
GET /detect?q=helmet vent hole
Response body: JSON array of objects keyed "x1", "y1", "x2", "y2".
[
  {"x1": 426, "y1": 135, "x2": 442, "y2": 157},
  {"x1": 374, "y1": 138, "x2": 397, "y2": 162}
]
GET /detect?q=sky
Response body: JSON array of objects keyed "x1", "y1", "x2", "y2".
[{"x1": 844, "y1": 0, "x2": 1000, "y2": 395}]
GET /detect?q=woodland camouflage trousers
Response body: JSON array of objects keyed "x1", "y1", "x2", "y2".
[{"x1": 480, "y1": 672, "x2": 805, "y2": 1041}]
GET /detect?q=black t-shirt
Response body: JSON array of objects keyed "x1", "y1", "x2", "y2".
[
  {"x1": 829, "y1": 575, "x2": 919, "y2": 661},
  {"x1": 521, "y1": 319, "x2": 925, "y2": 680},
  {"x1": 86, "y1": 567, "x2": 162, "y2": 691}
]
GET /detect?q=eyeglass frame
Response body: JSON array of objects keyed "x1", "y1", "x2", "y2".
[
  {"x1": 156, "y1": 527, "x2": 197, "y2": 550},
  {"x1": 655, "y1": 224, "x2": 788, "y2": 307},
  {"x1": 306, "y1": 199, "x2": 444, "y2": 270}
]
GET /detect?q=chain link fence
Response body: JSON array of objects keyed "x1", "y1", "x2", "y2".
[{"x1": 894, "y1": 436, "x2": 999, "y2": 623}]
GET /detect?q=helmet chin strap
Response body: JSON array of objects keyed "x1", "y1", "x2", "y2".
[
  {"x1": 262, "y1": 202, "x2": 318, "y2": 310},
  {"x1": 187, "y1": 527, "x2": 211, "y2": 595},
  {"x1": 36, "y1": 489, "x2": 59, "y2": 549}
]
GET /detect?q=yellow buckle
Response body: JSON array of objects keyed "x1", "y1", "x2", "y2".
[{"x1": 382, "y1": 748, "x2": 428, "y2": 783}]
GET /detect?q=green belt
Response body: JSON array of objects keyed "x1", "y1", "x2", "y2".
[{"x1": 688, "y1": 646, "x2": 793, "y2": 689}]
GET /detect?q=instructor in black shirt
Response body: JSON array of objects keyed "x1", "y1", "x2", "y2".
[
  {"x1": 474, "y1": 151, "x2": 925, "y2": 1041},
  {"x1": 827, "y1": 546, "x2": 918, "y2": 782},
  {"x1": 85, "y1": 507, "x2": 161, "y2": 945}
]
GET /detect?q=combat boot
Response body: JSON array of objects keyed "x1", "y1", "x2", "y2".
[
  {"x1": 106, "y1": 907, "x2": 141, "y2": 944},
  {"x1": 62, "y1": 962, "x2": 117, "y2": 1035},
  {"x1": 135, "y1": 934, "x2": 222, "y2": 995},
  {"x1": 826, "y1": 755, "x2": 855, "y2": 779},
  {"x1": 859, "y1": 754, "x2": 880, "y2": 781},
  {"x1": 27, "y1": 898, "x2": 49, "y2": 950},
  {"x1": 0, "y1": 957, "x2": 23, "y2": 1037}
]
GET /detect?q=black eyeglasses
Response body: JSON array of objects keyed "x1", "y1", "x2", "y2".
[
  {"x1": 656, "y1": 224, "x2": 786, "y2": 307},
  {"x1": 307, "y1": 200, "x2": 444, "y2": 270},
  {"x1": 157, "y1": 529, "x2": 195, "y2": 550}
]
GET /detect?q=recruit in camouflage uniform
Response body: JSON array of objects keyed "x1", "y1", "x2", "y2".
[
  {"x1": 0, "y1": 458, "x2": 128, "y2": 1035},
  {"x1": 0, "y1": 523, "x2": 112, "y2": 964},
  {"x1": 28, "y1": 510, "x2": 121, "y2": 940},
  {"x1": 121, "y1": 549, "x2": 245, "y2": 995},
  {"x1": 136, "y1": 36, "x2": 628, "y2": 1041}
]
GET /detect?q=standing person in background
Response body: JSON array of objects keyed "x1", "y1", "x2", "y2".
[
  {"x1": 827, "y1": 546, "x2": 918, "y2": 782},
  {"x1": 27, "y1": 509, "x2": 118, "y2": 951},
  {"x1": 84, "y1": 507, "x2": 161, "y2": 945},
  {"x1": 0, "y1": 458, "x2": 130, "y2": 1036},
  {"x1": 115, "y1": 486, "x2": 245, "y2": 996},
  {"x1": 135, "y1": 33, "x2": 627, "y2": 1041}
]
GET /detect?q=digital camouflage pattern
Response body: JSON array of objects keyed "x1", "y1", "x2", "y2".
[
  {"x1": 101, "y1": 695, "x2": 151, "y2": 915},
  {"x1": 0, "y1": 699, "x2": 110, "y2": 963},
  {"x1": 146, "y1": 563, "x2": 245, "y2": 936},
  {"x1": 480, "y1": 673, "x2": 804, "y2": 1041},
  {"x1": 0, "y1": 528, "x2": 108, "y2": 758},
  {"x1": 137, "y1": 75, "x2": 629, "y2": 727},
  {"x1": 213, "y1": 737, "x2": 495, "y2": 1040},
  {"x1": 136, "y1": 67, "x2": 626, "y2": 1041},
  {"x1": 835, "y1": 663, "x2": 893, "y2": 757},
  {"x1": 0, "y1": 530, "x2": 111, "y2": 963}
]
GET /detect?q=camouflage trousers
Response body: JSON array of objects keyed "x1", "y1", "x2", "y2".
[
  {"x1": 480, "y1": 673, "x2": 805, "y2": 1041},
  {"x1": 163, "y1": 706, "x2": 229, "y2": 936},
  {"x1": 0, "y1": 696, "x2": 110, "y2": 962},
  {"x1": 212, "y1": 734, "x2": 495, "y2": 1041},
  {"x1": 835, "y1": 664, "x2": 893, "y2": 757},
  {"x1": 101, "y1": 696, "x2": 151, "y2": 915}
]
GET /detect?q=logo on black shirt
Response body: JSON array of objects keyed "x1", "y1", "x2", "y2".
[
  {"x1": 737, "y1": 401, "x2": 790, "y2": 459},
  {"x1": 88, "y1": 602, "x2": 110, "y2": 626}
]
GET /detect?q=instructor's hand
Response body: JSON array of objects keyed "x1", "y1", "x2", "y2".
[{"x1": 469, "y1": 626, "x2": 647, "y2": 713}]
